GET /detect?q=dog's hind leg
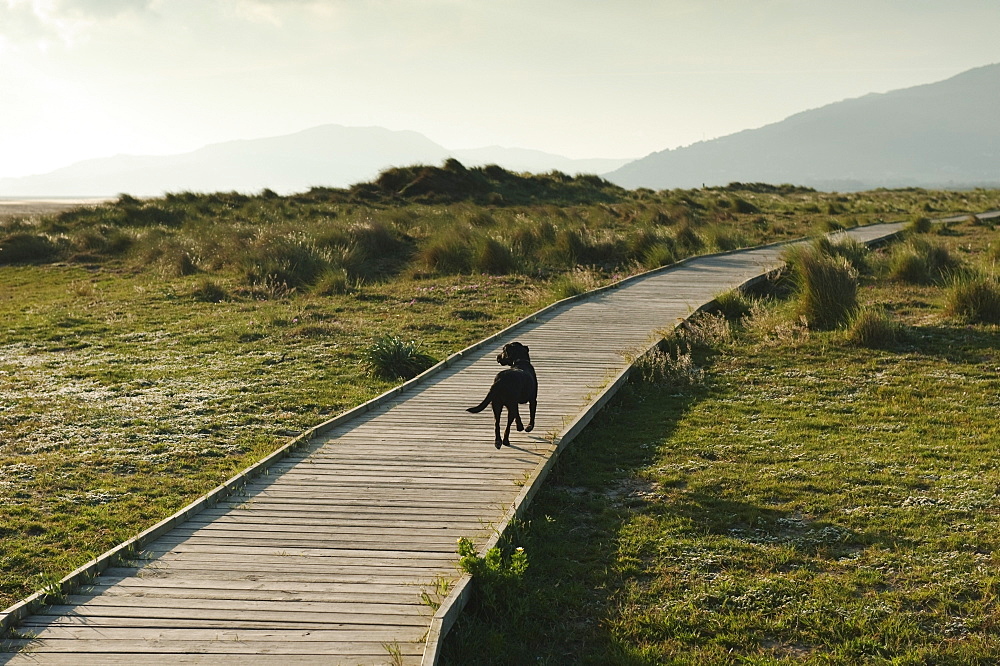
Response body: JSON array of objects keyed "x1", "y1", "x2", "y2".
[
  {"x1": 502, "y1": 408, "x2": 517, "y2": 447},
  {"x1": 492, "y1": 403, "x2": 504, "y2": 449},
  {"x1": 525, "y1": 400, "x2": 536, "y2": 432}
]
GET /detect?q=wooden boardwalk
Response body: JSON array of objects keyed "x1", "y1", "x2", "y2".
[{"x1": 0, "y1": 223, "x2": 908, "y2": 665}]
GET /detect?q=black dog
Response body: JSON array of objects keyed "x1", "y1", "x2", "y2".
[{"x1": 467, "y1": 341, "x2": 538, "y2": 449}]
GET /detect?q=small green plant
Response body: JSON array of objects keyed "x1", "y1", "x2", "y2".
[
  {"x1": 845, "y1": 306, "x2": 905, "y2": 348},
  {"x1": 420, "y1": 576, "x2": 452, "y2": 611},
  {"x1": 361, "y1": 334, "x2": 437, "y2": 380},
  {"x1": 383, "y1": 641, "x2": 404, "y2": 666},
  {"x1": 457, "y1": 537, "x2": 529, "y2": 620},
  {"x1": 944, "y1": 273, "x2": 1000, "y2": 324}
]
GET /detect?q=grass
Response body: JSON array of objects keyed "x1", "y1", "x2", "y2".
[
  {"x1": 0, "y1": 180, "x2": 998, "y2": 617},
  {"x1": 784, "y1": 243, "x2": 858, "y2": 330},
  {"x1": 442, "y1": 216, "x2": 1000, "y2": 665},
  {"x1": 360, "y1": 334, "x2": 438, "y2": 380}
]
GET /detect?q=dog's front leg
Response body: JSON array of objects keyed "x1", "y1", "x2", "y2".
[{"x1": 511, "y1": 403, "x2": 524, "y2": 432}]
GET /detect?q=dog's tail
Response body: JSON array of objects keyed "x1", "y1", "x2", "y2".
[{"x1": 466, "y1": 388, "x2": 493, "y2": 413}]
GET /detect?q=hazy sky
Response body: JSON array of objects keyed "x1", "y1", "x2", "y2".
[{"x1": 2, "y1": 0, "x2": 999, "y2": 179}]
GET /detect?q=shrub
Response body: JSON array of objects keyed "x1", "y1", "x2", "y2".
[
  {"x1": 944, "y1": 274, "x2": 1000, "y2": 324},
  {"x1": 786, "y1": 245, "x2": 858, "y2": 330},
  {"x1": 457, "y1": 537, "x2": 529, "y2": 626},
  {"x1": 191, "y1": 278, "x2": 229, "y2": 303},
  {"x1": 472, "y1": 237, "x2": 515, "y2": 274},
  {"x1": 732, "y1": 197, "x2": 760, "y2": 214},
  {"x1": 241, "y1": 233, "x2": 332, "y2": 288},
  {"x1": 713, "y1": 289, "x2": 755, "y2": 321},
  {"x1": 538, "y1": 228, "x2": 586, "y2": 268},
  {"x1": 550, "y1": 275, "x2": 586, "y2": 300},
  {"x1": 312, "y1": 268, "x2": 350, "y2": 295},
  {"x1": 0, "y1": 233, "x2": 62, "y2": 264},
  {"x1": 633, "y1": 340, "x2": 705, "y2": 389},
  {"x1": 908, "y1": 216, "x2": 933, "y2": 234},
  {"x1": 415, "y1": 233, "x2": 474, "y2": 274},
  {"x1": 148, "y1": 241, "x2": 199, "y2": 277},
  {"x1": 672, "y1": 221, "x2": 703, "y2": 254},
  {"x1": 813, "y1": 235, "x2": 870, "y2": 273},
  {"x1": 641, "y1": 243, "x2": 675, "y2": 269},
  {"x1": 361, "y1": 334, "x2": 437, "y2": 380},
  {"x1": 70, "y1": 225, "x2": 133, "y2": 256},
  {"x1": 846, "y1": 306, "x2": 904, "y2": 348},
  {"x1": 887, "y1": 239, "x2": 960, "y2": 285}
]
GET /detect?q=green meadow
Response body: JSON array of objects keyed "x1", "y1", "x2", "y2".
[
  {"x1": 442, "y1": 216, "x2": 1000, "y2": 664},
  {"x1": 1, "y1": 163, "x2": 999, "y2": 649}
]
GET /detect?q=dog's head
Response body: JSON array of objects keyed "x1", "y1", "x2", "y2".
[{"x1": 497, "y1": 341, "x2": 530, "y2": 366}]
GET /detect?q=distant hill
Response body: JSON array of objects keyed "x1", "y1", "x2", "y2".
[
  {"x1": 606, "y1": 64, "x2": 1000, "y2": 192},
  {"x1": 0, "y1": 125, "x2": 631, "y2": 198}
]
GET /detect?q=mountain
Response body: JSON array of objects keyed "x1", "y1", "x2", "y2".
[
  {"x1": 606, "y1": 64, "x2": 1000, "y2": 192},
  {"x1": 0, "y1": 125, "x2": 630, "y2": 198}
]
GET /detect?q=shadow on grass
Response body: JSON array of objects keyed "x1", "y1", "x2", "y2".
[{"x1": 441, "y1": 369, "x2": 881, "y2": 665}]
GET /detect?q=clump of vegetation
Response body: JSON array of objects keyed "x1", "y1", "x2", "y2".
[
  {"x1": 845, "y1": 306, "x2": 905, "y2": 348},
  {"x1": 944, "y1": 273, "x2": 1000, "y2": 324},
  {"x1": 444, "y1": 213, "x2": 1000, "y2": 665},
  {"x1": 784, "y1": 244, "x2": 858, "y2": 329},
  {"x1": 632, "y1": 340, "x2": 706, "y2": 389},
  {"x1": 712, "y1": 289, "x2": 755, "y2": 321},
  {"x1": 457, "y1": 537, "x2": 530, "y2": 622},
  {"x1": 312, "y1": 268, "x2": 351, "y2": 295},
  {"x1": 887, "y1": 238, "x2": 961, "y2": 284},
  {"x1": 360, "y1": 334, "x2": 437, "y2": 380},
  {"x1": 908, "y1": 215, "x2": 933, "y2": 233},
  {"x1": 0, "y1": 232, "x2": 62, "y2": 264},
  {"x1": 813, "y1": 234, "x2": 871, "y2": 273},
  {"x1": 190, "y1": 278, "x2": 229, "y2": 303}
]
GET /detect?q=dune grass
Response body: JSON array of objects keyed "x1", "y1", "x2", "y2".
[
  {"x1": 441, "y1": 217, "x2": 1000, "y2": 665},
  {"x1": 0, "y1": 178, "x2": 998, "y2": 617}
]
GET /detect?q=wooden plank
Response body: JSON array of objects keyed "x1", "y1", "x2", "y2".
[{"x1": 1, "y1": 638, "x2": 423, "y2": 662}]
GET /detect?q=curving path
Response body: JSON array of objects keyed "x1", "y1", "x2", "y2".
[{"x1": 0, "y1": 222, "x2": 913, "y2": 665}]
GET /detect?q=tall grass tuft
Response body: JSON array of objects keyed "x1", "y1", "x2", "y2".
[
  {"x1": 472, "y1": 237, "x2": 515, "y2": 274},
  {"x1": 713, "y1": 289, "x2": 755, "y2": 321},
  {"x1": 908, "y1": 216, "x2": 933, "y2": 234},
  {"x1": 191, "y1": 278, "x2": 229, "y2": 303},
  {"x1": 944, "y1": 273, "x2": 1000, "y2": 324},
  {"x1": 415, "y1": 232, "x2": 474, "y2": 274},
  {"x1": 0, "y1": 233, "x2": 62, "y2": 264},
  {"x1": 813, "y1": 235, "x2": 870, "y2": 273},
  {"x1": 312, "y1": 268, "x2": 351, "y2": 296},
  {"x1": 887, "y1": 239, "x2": 961, "y2": 285},
  {"x1": 361, "y1": 335, "x2": 437, "y2": 380},
  {"x1": 785, "y1": 245, "x2": 858, "y2": 330},
  {"x1": 846, "y1": 306, "x2": 905, "y2": 348},
  {"x1": 549, "y1": 274, "x2": 587, "y2": 300}
]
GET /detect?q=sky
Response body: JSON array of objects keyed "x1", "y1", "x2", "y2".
[{"x1": 2, "y1": 0, "x2": 999, "y2": 179}]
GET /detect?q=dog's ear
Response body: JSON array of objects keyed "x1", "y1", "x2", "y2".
[{"x1": 523, "y1": 345, "x2": 529, "y2": 354}]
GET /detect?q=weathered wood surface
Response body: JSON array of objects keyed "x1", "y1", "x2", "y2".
[{"x1": 0, "y1": 225, "x2": 906, "y2": 665}]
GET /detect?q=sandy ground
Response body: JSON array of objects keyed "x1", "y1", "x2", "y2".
[{"x1": 0, "y1": 198, "x2": 111, "y2": 220}]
